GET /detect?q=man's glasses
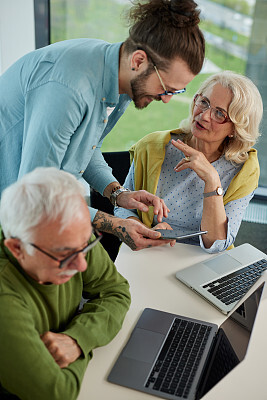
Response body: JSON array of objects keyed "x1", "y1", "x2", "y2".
[
  {"x1": 28, "y1": 229, "x2": 102, "y2": 269},
  {"x1": 194, "y1": 94, "x2": 231, "y2": 124},
  {"x1": 154, "y1": 65, "x2": 186, "y2": 96},
  {"x1": 136, "y1": 46, "x2": 186, "y2": 97}
]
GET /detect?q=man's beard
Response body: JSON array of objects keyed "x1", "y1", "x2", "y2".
[{"x1": 130, "y1": 70, "x2": 161, "y2": 110}]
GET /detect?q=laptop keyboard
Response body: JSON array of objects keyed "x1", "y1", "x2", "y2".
[
  {"x1": 202, "y1": 258, "x2": 267, "y2": 305},
  {"x1": 145, "y1": 318, "x2": 212, "y2": 398}
]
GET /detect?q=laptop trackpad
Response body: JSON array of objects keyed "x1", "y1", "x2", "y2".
[
  {"x1": 123, "y1": 328, "x2": 164, "y2": 363},
  {"x1": 204, "y1": 254, "x2": 242, "y2": 275}
]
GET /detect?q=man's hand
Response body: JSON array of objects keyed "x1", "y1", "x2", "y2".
[
  {"x1": 93, "y1": 211, "x2": 173, "y2": 251},
  {"x1": 152, "y1": 222, "x2": 176, "y2": 247},
  {"x1": 40, "y1": 331, "x2": 82, "y2": 368},
  {"x1": 116, "y1": 190, "x2": 169, "y2": 223}
]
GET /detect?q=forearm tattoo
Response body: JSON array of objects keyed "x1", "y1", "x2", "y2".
[{"x1": 92, "y1": 211, "x2": 137, "y2": 250}]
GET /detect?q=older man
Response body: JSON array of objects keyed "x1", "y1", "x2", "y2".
[{"x1": 0, "y1": 167, "x2": 131, "y2": 400}]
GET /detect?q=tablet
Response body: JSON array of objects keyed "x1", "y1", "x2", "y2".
[{"x1": 156, "y1": 229, "x2": 208, "y2": 240}]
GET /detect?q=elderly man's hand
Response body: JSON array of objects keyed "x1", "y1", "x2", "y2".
[
  {"x1": 41, "y1": 331, "x2": 82, "y2": 368},
  {"x1": 116, "y1": 190, "x2": 169, "y2": 223}
]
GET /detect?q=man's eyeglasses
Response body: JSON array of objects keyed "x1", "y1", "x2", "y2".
[
  {"x1": 28, "y1": 229, "x2": 102, "y2": 269},
  {"x1": 194, "y1": 94, "x2": 231, "y2": 124},
  {"x1": 136, "y1": 46, "x2": 186, "y2": 97},
  {"x1": 154, "y1": 65, "x2": 186, "y2": 96}
]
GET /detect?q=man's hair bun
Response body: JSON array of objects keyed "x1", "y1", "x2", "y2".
[
  {"x1": 124, "y1": 0, "x2": 205, "y2": 75},
  {"x1": 169, "y1": 0, "x2": 201, "y2": 28},
  {"x1": 127, "y1": 0, "x2": 201, "y2": 29}
]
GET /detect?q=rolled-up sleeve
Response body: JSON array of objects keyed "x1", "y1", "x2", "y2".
[
  {"x1": 114, "y1": 161, "x2": 139, "y2": 219},
  {"x1": 83, "y1": 141, "x2": 117, "y2": 195},
  {"x1": 199, "y1": 192, "x2": 254, "y2": 253}
]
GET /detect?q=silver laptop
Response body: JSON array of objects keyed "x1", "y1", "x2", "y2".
[
  {"x1": 108, "y1": 280, "x2": 265, "y2": 400},
  {"x1": 176, "y1": 243, "x2": 267, "y2": 314}
]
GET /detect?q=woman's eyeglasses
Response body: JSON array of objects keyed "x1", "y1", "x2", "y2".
[{"x1": 194, "y1": 94, "x2": 231, "y2": 124}]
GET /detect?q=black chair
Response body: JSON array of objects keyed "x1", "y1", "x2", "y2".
[{"x1": 90, "y1": 151, "x2": 130, "y2": 261}]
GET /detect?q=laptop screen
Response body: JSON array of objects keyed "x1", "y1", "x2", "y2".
[{"x1": 199, "y1": 282, "x2": 264, "y2": 398}]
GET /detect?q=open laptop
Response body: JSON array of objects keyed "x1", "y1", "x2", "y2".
[
  {"x1": 176, "y1": 243, "x2": 267, "y2": 314},
  {"x1": 108, "y1": 280, "x2": 265, "y2": 400}
]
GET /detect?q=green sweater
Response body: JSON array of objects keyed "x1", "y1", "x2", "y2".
[{"x1": 0, "y1": 229, "x2": 131, "y2": 400}]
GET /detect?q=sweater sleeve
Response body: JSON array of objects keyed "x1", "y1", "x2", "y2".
[
  {"x1": 63, "y1": 242, "x2": 131, "y2": 356},
  {"x1": 0, "y1": 243, "x2": 130, "y2": 400},
  {"x1": 0, "y1": 290, "x2": 90, "y2": 400}
]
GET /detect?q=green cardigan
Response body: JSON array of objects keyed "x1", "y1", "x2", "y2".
[
  {"x1": 0, "y1": 229, "x2": 131, "y2": 400},
  {"x1": 130, "y1": 129, "x2": 260, "y2": 228}
]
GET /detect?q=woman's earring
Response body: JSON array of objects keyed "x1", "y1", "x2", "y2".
[
  {"x1": 131, "y1": 67, "x2": 135, "y2": 71},
  {"x1": 229, "y1": 134, "x2": 234, "y2": 138}
]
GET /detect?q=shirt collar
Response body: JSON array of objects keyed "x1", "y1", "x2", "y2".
[{"x1": 101, "y1": 42, "x2": 124, "y2": 106}]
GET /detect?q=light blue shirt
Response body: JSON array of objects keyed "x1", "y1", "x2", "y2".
[
  {"x1": 0, "y1": 39, "x2": 132, "y2": 219},
  {"x1": 115, "y1": 137, "x2": 254, "y2": 253}
]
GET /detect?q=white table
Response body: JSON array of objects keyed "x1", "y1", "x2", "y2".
[{"x1": 78, "y1": 242, "x2": 267, "y2": 400}]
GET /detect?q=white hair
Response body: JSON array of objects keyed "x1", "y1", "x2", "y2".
[{"x1": 0, "y1": 167, "x2": 87, "y2": 245}]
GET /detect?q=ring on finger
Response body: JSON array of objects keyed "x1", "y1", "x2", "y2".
[{"x1": 184, "y1": 156, "x2": 190, "y2": 162}]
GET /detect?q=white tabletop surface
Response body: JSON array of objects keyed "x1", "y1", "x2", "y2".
[{"x1": 78, "y1": 242, "x2": 267, "y2": 400}]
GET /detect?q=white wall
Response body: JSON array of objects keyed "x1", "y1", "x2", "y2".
[{"x1": 0, "y1": 0, "x2": 35, "y2": 74}]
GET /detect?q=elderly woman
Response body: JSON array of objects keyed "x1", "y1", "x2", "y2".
[{"x1": 114, "y1": 71, "x2": 263, "y2": 253}]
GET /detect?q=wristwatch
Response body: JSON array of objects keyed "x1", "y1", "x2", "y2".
[
  {"x1": 110, "y1": 186, "x2": 131, "y2": 207},
  {"x1": 203, "y1": 187, "x2": 224, "y2": 198}
]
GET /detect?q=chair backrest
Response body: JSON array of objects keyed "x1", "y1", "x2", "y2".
[
  {"x1": 103, "y1": 151, "x2": 131, "y2": 186},
  {"x1": 90, "y1": 151, "x2": 131, "y2": 261}
]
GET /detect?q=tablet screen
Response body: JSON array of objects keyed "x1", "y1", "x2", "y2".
[{"x1": 156, "y1": 229, "x2": 208, "y2": 240}]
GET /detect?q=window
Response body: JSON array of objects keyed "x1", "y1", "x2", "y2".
[
  {"x1": 46, "y1": 0, "x2": 267, "y2": 190},
  {"x1": 34, "y1": 0, "x2": 50, "y2": 49}
]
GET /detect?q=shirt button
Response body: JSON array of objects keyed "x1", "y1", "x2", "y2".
[
  {"x1": 79, "y1": 170, "x2": 84, "y2": 174},
  {"x1": 103, "y1": 119, "x2": 108, "y2": 123},
  {"x1": 92, "y1": 145, "x2": 96, "y2": 149},
  {"x1": 102, "y1": 97, "x2": 106, "y2": 101}
]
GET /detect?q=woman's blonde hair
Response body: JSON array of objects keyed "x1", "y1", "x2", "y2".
[{"x1": 179, "y1": 70, "x2": 263, "y2": 164}]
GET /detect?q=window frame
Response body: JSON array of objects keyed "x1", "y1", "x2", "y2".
[{"x1": 36, "y1": 0, "x2": 267, "y2": 201}]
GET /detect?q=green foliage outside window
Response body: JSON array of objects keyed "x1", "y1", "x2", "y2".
[{"x1": 50, "y1": 0, "x2": 248, "y2": 152}]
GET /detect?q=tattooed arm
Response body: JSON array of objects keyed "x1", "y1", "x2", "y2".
[{"x1": 92, "y1": 211, "x2": 172, "y2": 251}]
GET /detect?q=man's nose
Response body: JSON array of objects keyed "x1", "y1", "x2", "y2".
[
  {"x1": 160, "y1": 95, "x2": 173, "y2": 104},
  {"x1": 71, "y1": 252, "x2": 87, "y2": 272}
]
